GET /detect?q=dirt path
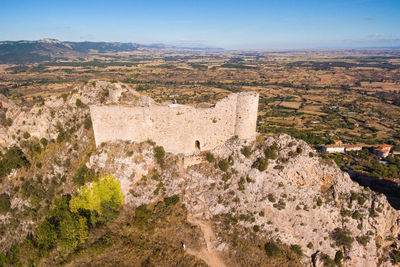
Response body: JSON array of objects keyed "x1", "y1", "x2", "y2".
[
  {"x1": 186, "y1": 215, "x2": 227, "y2": 267},
  {"x1": 179, "y1": 156, "x2": 226, "y2": 267}
]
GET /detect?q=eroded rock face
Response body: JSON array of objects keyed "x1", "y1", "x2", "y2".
[
  {"x1": 83, "y1": 133, "x2": 400, "y2": 266},
  {"x1": 181, "y1": 135, "x2": 399, "y2": 267}
]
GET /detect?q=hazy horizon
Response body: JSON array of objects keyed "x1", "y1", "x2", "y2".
[{"x1": 1, "y1": 0, "x2": 400, "y2": 49}]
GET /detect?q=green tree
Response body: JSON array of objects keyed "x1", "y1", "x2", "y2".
[
  {"x1": 330, "y1": 228, "x2": 354, "y2": 249},
  {"x1": 334, "y1": 250, "x2": 344, "y2": 265},
  {"x1": 75, "y1": 98, "x2": 83, "y2": 107},
  {"x1": 40, "y1": 138, "x2": 48, "y2": 147},
  {"x1": 70, "y1": 174, "x2": 124, "y2": 225},
  {"x1": 23, "y1": 132, "x2": 31, "y2": 139},
  {"x1": 59, "y1": 214, "x2": 88, "y2": 251},
  {"x1": 218, "y1": 159, "x2": 229, "y2": 172},
  {"x1": 0, "y1": 146, "x2": 30, "y2": 178},
  {"x1": 241, "y1": 146, "x2": 253, "y2": 158},
  {"x1": 83, "y1": 117, "x2": 92, "y2": 130},
  {"x1": 252, "y1": 157, "x2": 268, "y2": 171},
  {"x1": 154, "y1": 146, "x2": 165, "y2": 167},
  {"x1": 0, "y1": 193, "x2": 11, "y2": 213},
  {"x1": 205, "y1": 152, "x2": 215, "y2": 162},
  {"x1": 72, "y1": 165, "x2": 96, "y2": 186},
  {"x1": 264, "y1": 241, "x2": 281, "y2": 257},
  {"x1": 35, "y1": 220, "x2": 57, "y2": 250}
]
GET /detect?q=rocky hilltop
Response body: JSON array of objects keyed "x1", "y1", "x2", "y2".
[{"x1": 0, "y1": 80, "x2": 399, "y2": 266}]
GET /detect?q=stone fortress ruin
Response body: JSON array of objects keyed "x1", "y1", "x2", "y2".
[{"x1": 90, "y1": 91, "x2": 259, "y2": 154}]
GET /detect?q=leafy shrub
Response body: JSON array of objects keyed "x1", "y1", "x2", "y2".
[
  {"x1": 23, "y1": 139, "x2": 42, "y2": 157},
  {"x1": 218, "y1": 159, "x2": 229, "y2": 172},
  {"x1": 40, "y1": 137, "x2": 48, "y2": 147},
  {"x1": 334, "y1": 250, "x2": 344, "y2": 265},
  {"x1": 7, "y1": 243, "x2": 20, "y2": 265},
  {"x1": 83, "y1": 117, "x2": 92, "y2": 130},
  {"x1": 307, "y1": 242, "x2": 313, "y2": 249},
  {"x1": 0, "y1": 193, "x2": 11, "y2": 213},
  {"x1": 352, "y1": 211, "x2": 361, "y2": 220},
  {"x1": 5, "y1": 118, "x2": 12, "y2": 127},
  {"x1": 264, "y1": 145, "x2": 278, "y2": 159},
  {"x1": 238, "y1": 177, "x2": 245, "y2": 191},
  {"x1": 60, "y1": 93, "x2": 69, "y2": 101},
  {"x1": 205, "y1": 152, "x2": 215, "y2": 162},
  {"x1": 252, "y1": 157, "x2": 268, "y2": 171},
  {"x1": 256, "y1": 135, "x2": 264, "y2": 144},
  {"x1": 391, "y1": 249, "x2": 400, "y2": 264},
  {"x1": 154, "y1": 146, "x2": 165, "y2": 167},
  {"x1": 264, "y1": 241, "x2": 281, "y2": 257},
  {"x1": 75, "y1": 98, "x2": 83, "y2": 107},
  {"x1": 23, "y1": 132, "x2": 31, "y2": 139},
  {"x1": 356, "y1": 235, "x2": 370, "y2": 246},
  {"x1": 222, "y1": 172, "x2": 232, "y2": 182},
  {"x1": 288, "y1": 141, "x2": 296, "y2": 147},
  {"x1": 274, "y1": 165, "x2": 284, "y2": 170},
  {"x1": 350, "y1": 191, "x2": 358, "y2": 201},
  {"x1": 321, "y1": 253, "x2": 335, "y2": 267},
  {"x1": 241, "y1": 146, "x2": 252, "y2": 158},
  {"x1": 35, "y1": 220, "x2": 57, "y2": 250},
  {"x1": 330, "y1": 228, "x2": 354, "y2": 249},
  {"x1": 164, "y1": 195, "x2": 179, "y2": 206},
  {"x1": 253, "y1": 225, "x2": 260, "y2": 232},
  {"x1": 357, "y1": 196, "x2": 366, "y2": 205},
  {"x1": 0, "y1": 253, "x2": 5, "y2": 266},
  {"x1": 290, "y1": 244, "x2": 303, "y2": 256},
  {"x1": 268, "y1": 194, "x2": 276, "y2": 203},
  {"x1": 59, "y1": 214, "x2": 88, "y2": 251},
  {"x1": 316, "y1": 197, "x2": 323, "y2": 206},
  {"x1": 273, "y1": 199, "x2": 286, "y2": 210},
  {"x1": 73, "y1": 165, "x2": 96, "y2": 186},
  {"x1": 0, "y1": 146, "x2": 30, "y2": 178},
  {"x1": 228, "y1": 155, "x2": 234, "y2": 165},
  {"x1": 56, "y1": 122, "x2": 67, "y2": 143},
  {"x1": 296, "y1": 146, "x2": 303, "y2": 154},
  {"x1": 340, "y1": 209, "x2": 351, "y2": 217}
]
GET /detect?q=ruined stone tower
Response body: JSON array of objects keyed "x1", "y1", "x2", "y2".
[
  {"x1": 90, "y1": 91, "x2": 259, "y2": 154},
  {"x1": 234, "y1": 92, "x2": 259, "y2": 140}
]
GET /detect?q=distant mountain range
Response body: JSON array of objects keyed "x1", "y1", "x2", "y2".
[{"x1": 0, "y1": 39, "x2": 221, "y2": 64}]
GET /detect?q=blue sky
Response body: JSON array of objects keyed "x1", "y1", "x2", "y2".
[{"x1": 0, "y1": 0, "x2": 399, "y2": 49}]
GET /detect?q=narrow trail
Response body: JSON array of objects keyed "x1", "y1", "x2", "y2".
[
  {"x1": 186, "y1": 215, "x2": 227, "y2": 267},
  {"x1": 177, "y1": 156, "x2": 227, "y2": 267}
]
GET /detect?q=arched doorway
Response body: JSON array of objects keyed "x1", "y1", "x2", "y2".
[{"x1": 195, "y1": 140, "x2": 201, "y2": 150}]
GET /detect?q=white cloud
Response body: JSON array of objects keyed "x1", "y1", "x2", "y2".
[{"x1": 367, "y1": 33, "x2": 385, "y2": 38}]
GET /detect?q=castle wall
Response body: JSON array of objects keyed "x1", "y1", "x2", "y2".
[
  {"x1": 234, "y1": 92, "x2": 259, "y2": 140},
  {"x1": 90, "y1": 92, "x2": 258, "y2": 154}
]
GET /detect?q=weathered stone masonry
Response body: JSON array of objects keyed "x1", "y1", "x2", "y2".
[{"x1": 90, "y1": 91, "x2": 259, "y2": 154}]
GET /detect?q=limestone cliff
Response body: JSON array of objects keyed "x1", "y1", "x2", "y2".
[{"x1": 87, "y1": 135, "x2": 400, "y2": 267}]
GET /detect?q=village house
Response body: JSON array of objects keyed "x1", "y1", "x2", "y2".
[
  {"x1": 321, "y1": 145, "x2": 345, "y2": 153},
  {"x1": 333, "y1": 139, "x2": 343, "y2": 145},
  {"x1": 373, "y1": 145, "x2": 392, "y2": 158}
]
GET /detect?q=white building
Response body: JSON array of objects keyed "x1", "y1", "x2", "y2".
[{"x1": 322, "y1": 145, "x2": 345, "y2": 153}]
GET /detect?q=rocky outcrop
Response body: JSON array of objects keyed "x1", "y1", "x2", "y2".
[
  {"x1": 0, "y1": 81, "x2": 399, "y2": 266},
  {"x1": 85, "y1": 134, "x2": 400, "y2": 266},
  {"x1": 182, "y1": 135, "x2": 399, "y2": 266}
]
